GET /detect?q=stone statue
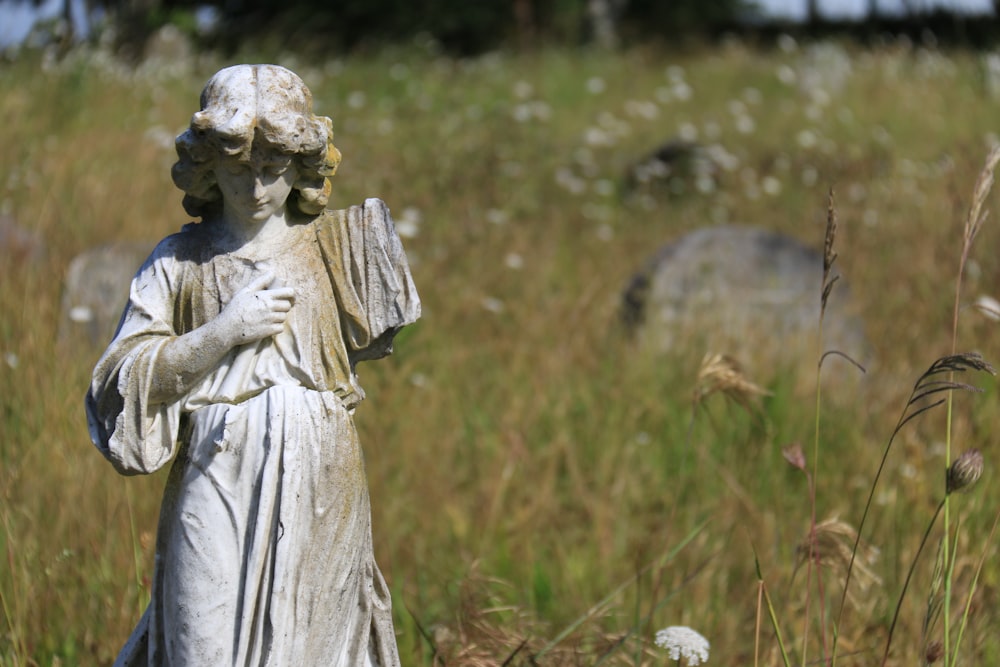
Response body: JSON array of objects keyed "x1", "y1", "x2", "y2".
[{"x1": 85, "y1": 64, "x2": 420, "y2": 666}]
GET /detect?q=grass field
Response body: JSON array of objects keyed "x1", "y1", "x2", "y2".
[{"x1": 3, "y1": 35, "x2": 1000, "y2": 665}]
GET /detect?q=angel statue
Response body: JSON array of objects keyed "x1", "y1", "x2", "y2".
[{"x1": 86, "y1": 64, "x2": 420, "y2": 666}]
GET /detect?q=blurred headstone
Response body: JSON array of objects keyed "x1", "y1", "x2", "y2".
[
  {"x1": 622, "y1": 225, "x2": 868, "y2": 386},
  {"x1": 59, "y1": 241, "x2": 153, "y2": 348}
]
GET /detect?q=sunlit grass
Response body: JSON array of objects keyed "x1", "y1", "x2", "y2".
[{"x1": 3, "y1": 38, "x2": 1000, "y2": 664}]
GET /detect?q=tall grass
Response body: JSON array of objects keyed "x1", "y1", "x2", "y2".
[{"x1": 2, "y1": 37, "x2": 1000, "y2": 665}]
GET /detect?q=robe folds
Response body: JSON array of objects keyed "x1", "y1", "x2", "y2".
[{"x1": 86, "y1": 198, "x2": 420, "y2": 667}]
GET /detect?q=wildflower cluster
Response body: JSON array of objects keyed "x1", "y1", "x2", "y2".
[{"x1": 655, "y1": 626, "x2": 710, "y2": 665}]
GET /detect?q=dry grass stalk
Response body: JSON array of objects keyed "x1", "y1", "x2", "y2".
[
  {"x1": 821, "y1": 189, "x2": 840, "y2": 321},
  {"x1": 422, "y1": 570, "x2": 640, "y2": 666},
  {"x1": 962, "y1": 145, "x2": 1000, "y2": 251},
  {"x1": 797, "y1": 517, "x2": 882, "y2": 609},
  {"x1": 953, "y1": 145, "x2": 1000, "y2": 347}
]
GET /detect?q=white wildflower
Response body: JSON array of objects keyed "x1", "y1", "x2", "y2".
[
  {"x1": 974, "y1": 294, "x2": 1000, "y2": 321},
  {"x1": 695, "y1": 175, "x2": 716, "y2": 195},
  {"x1": 481, "y1": 296, "x2": 505, "y2": 314},
  {"x1": 796, "y1": 129, "x2": 817, "y2": 149},
  {"x1": 512, "y1": 103, "x2": 533, "y2": 123},
  {"x1": 531, "y1": 101, "x2": 552, "y2": 121},
  {"x1": 389, "y1": 63, "x2": 409, "y2": 80},
  {"x1": 672, "y1": 80, "x2": 693, "y2": 101},
  {"x1": 872, "y1": 125, "x2": 892, "y2": 145},
  {"x1": 776, "y1": 64, "x2": 797, "y2": 85},
  {"x1": 801, "y1": 166, "x2": 818, "y2": 187},
  {"x1": 762, "y1": 176, "x2": 781, "y2": 196},
  {"x1": 4, "y1": 352, "x2": 18, "y2": 369},
  {"x1": 395, "y1": 207, "x2": 422, "y2": 239},
  {"x1": 594, "y1": 223, "x2": 614, "y2": 241},
  {"x1": 655, "y1": 626, "x2": 710, "y2": 665},
  {"x1": 504, "y1": 252, "x2": 524, "y2": 270},
  {"x1": 486, "y1": 208, "x2": 508, "y2": 225},
  {"x1": 678, "y1": 122, "x2": 698, "y2": 143},
  {"x1": 586, "y1": 76, "x2": 606, "y2": 94},
  {"x1": 555, "y1": 167, "x2": 586, "y2": 195},
  {"x1": 347, "y1": 91, "x2": 366, "y2": 109},
  {"x1": 583, "y1": 126, "x2": 613, "y2": 147},
  {"x1": 735, "y1": 114, "x2": 755, "y2": 135},
  {"x1": 143, "y1": 126, "x2": 176, "y2": 151},
  {"x1": 625, "y1": 99, "x2": 659, "y2": 120},
  {"x1": 655, "y1": 86, "x2": 673, "y2": 104},
  {"x1": 69, "y1": 305, "x2": 95, "y2": 323},
  {"x1": 594, "y1": 179, "x2": 616, "y2": 197}
]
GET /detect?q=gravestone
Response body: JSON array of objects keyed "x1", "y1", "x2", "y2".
[
  {"x1": 622, "y1": 225, "x2": 868, "y2": 386},
  {"x1": 59, "y1": 241, "x2": 154, "y2": 348}
]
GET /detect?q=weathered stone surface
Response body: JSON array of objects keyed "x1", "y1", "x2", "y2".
[
  {"x1": 59, "y1": 240, "x2": 153, "y2": 348},
  {"x1": 622, "y1": 225, "x2": 868, "y2": 384}
]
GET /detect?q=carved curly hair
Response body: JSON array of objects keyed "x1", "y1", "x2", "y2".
[{"x1": 171, "y1": 64, "x2": 342, "y2": 218}]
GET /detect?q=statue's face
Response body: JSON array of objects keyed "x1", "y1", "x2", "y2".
[{"x1": 214, "y1": 144, "x2": 298, "y2": 225}]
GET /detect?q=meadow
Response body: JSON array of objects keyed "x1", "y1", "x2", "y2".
[{"x1": 3, "y1": 34, "x2": 1000, "y2": 665}]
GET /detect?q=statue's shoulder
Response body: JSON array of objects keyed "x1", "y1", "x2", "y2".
[
  {"x1": 143, "y1": 221, "x2": 213, "y2": 269},
  {"x1": 324, "y1": 198, "x2": 391, "y2": 219},
  {"x1": 313, "y1": 199, "x2": 392, "y2": 237}
]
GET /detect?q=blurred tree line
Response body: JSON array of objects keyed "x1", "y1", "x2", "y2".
[
  {"x1": 97, "y1": 0, "x2": 755, "y2": 55},
  {"x1": 28, "y1": 0, "x2": 1000, "y2": 57}
]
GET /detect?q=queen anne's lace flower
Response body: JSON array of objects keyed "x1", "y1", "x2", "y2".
[{"x1": 655, "y1": 626, "x2": 710, "y2": 665}]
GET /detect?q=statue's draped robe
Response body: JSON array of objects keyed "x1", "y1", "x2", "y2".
[{"x1": 86, "y1": 199, "x2": 420, "y2": 667}]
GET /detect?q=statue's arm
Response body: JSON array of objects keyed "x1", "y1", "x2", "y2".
[
  {"x1": 87, "y1": 252, "x2": 295, "y2": 474},
  {"x1": 317, "y1": 199, "x2": 421, "y2": 361}
]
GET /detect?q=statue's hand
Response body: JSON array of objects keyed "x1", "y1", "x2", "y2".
[{"x1": 219, "y1": 272, "x2": 295, "y2": 346}]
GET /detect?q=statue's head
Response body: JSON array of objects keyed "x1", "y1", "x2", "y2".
[{"x1": 172, "y1": 64, "x2": 342, "y2": 218}]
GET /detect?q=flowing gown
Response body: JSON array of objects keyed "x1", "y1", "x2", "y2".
[{"x1": 86, "y1": 198, "x2": 420, "y2": 666}]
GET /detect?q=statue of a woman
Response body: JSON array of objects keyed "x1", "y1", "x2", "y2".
[{"x1": 86, "y1": 64, "x2": 420, "y2": 666}]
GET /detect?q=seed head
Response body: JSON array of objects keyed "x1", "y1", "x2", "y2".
[
  {"x1": 947, "y1": 448, "x2": 984, "y2": 495},
  {"x1": 782, "y1": 442, "x2": 807, "y2": 473},
  {"x1": 694, "y1": 353, "x2": 770, "y2": 409},
  {"x1": 925, "y1": 640, "x2": 944, "y2": 664}
]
